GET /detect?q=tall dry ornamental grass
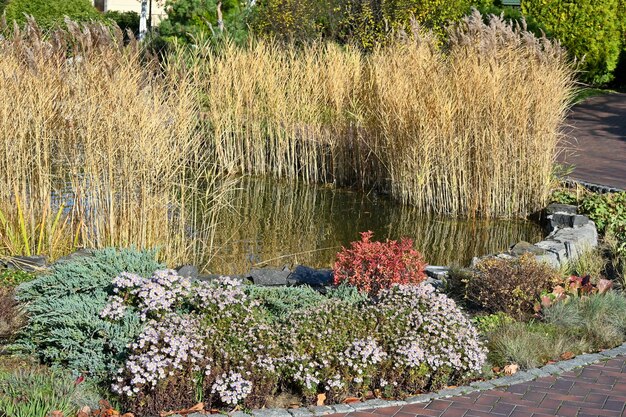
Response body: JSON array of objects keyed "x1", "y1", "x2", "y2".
[
  {"x1": 0, "y1": 19, "x2": 228, "y2": 266},
  {"x1": 192, "y1": 11, "x2": 575, "y2": 216}
]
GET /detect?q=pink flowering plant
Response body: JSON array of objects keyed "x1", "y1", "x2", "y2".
[{"x1": 100, "y1": 270, "x2": 486, "y2": 415}]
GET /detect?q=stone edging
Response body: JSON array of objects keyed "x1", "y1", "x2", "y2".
[
  {"x1": 563, "y1": 178, "x2": 624, "y2": 194},
  {"x1": 223, "y1": 343, "x2": 626, "y2": 417}
]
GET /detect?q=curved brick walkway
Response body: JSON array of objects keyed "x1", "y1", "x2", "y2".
[
  {"x1": 328, "y1": 357, "x2": 626, "y2": 417},
  {"x1": 559, "y1": 93, "x2": 626, "y2": 190}
]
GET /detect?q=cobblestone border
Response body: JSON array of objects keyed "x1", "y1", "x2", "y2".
[
  {"x1": 563, "y1": 178, "x2": 624, "y2": 194},
  {"x1": 218, "y1": 343, "x2": 626, "y2": 417}
]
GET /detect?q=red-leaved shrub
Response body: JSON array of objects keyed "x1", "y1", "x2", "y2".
[{"x1": 333, "y1": 231, "x2": 427, "y2": 295}]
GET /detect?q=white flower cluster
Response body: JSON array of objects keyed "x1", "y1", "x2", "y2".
[
  {"x1": 112, "y1": 313, "x2": 207, "y2": 396},
  {"x1": 211, "y1": 372, "x2": 253, "y2": 406}
]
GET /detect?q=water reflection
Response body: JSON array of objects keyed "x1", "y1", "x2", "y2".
[{"x1": 207, "y1": 178, "x2": 544, "y2": 275}]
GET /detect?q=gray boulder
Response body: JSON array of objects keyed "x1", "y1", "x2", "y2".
[
  {"x1": 247, "y1": 267, "x2": 291, "y2": 286},
  {"x1": 287, "y1": 265, "x2": 333, "y2": 287}
]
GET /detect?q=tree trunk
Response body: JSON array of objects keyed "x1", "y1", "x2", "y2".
[{"x1": 217, "y1": 1, "x2": 224, "y2": 32}]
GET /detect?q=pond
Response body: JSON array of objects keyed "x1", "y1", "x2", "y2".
[{"x1": 206, "y1": 178, "x2": 544, "y2": 275}]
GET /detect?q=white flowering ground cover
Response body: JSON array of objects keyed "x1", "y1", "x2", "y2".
[{"x1": 98, "y1": 270, "x2": 486, "y2": 416}]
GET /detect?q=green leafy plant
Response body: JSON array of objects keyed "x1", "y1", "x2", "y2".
[
  {"x1": 13, "y1": 248, "x2": 162, "y2": 383},
  {"x1": 522, "y1": 0, "x2": 623, "y2": 85},
  {"x1": 466, "y1": 253, "x2": 561, "y2": 320},
  {"x1": 3, "y1": 0, "x2": 104, "y2": 29},
  {"x1": 537, "y1": 274, "x2": 613, "y2": 312},
  {"x1": 0, "y1": 269, "x2": 35, "y2": 288}
]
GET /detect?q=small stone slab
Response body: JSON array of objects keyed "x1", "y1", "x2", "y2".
[
  {"x1": 247, "y1": 268, "x2": 291, "y2": 286},
  {"x1": 176, "y1": 264, "x2": 199, "y2": 279},
  {"x1": 509, "y1": 241, "x2": 546, "y2": 256},
  {"x1": 252, "y1": 408, "x2": 293, "y2": 417},
  {"x1": 287, "y1": 265, "x2": 333, "y2": 287},
  {"x1": 307, "y1": 406, "x2": 334, "y2": 415},
  {"x1": 545, "y1": 203, "x2": 577, "y2": 216},
  {"x1": 3, "y1": 255, "x2": 48, "y2": 271},
  {"x1": 404, "y1": 393, "x2": 438, "y2": 403},
  {"x1": 329, "y1": 404, "x2": 354, "y2": 414}
]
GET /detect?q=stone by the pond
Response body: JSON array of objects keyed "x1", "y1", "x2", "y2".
[
  {"x1": 424, "y1": 265, "x2": 449, "y2": 279},
  {"x1": 287, "y1": 265, "x2": 333, "y2": 287},
  {"x1": 248, "y1": 268, "x2": 291, "y2": 286},
  {"x1": 176, "y1": 264, "x2": 199, "y2": 279},
  {"x1": 509, "y1": 241, "x2": 546, "y2": 256},
  {"x1": 55, "y1": 248, "x2": 93, "y2": 264},
  {"x1": 545, "y1": 203, "x2": 577, "y2": 216},
  {"x1": 3, "y1": 255, "x2": 48, "y2": 271}
]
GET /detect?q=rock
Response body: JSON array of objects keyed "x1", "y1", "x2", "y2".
[
  {"x1": 247, "y1": 268, "x2": 291, "y2": 286},
  {"x1": 509, "y1": 241, "x2": 546, "y2": 256},
  {"x1": 534, "y1": 240, "x2": 568, "y2": 265},
  {"x1": 55, "y1": 248, "x2": 93, "y2": 264},
  {"x1": 176, "y1": 265, "x2": 199, "y2": 279},
  {"x1": 425, "y1": 277, "x2": 444, "y2": 288},
  {"x1": 570, "y1": 215, "x2": 590, "y2": 228},
  {"x1": 196, "y1": 273, "x2": 246, "y2": 283},
  {"x1": 287, "y1": 265, "x2": 333, "y2": 287},
  {"x1": 534, "y1": 253, "x2": 560, "y2": 269},
  {"x1": 545, "y1": 203, "x2": 577, "y2": 216},
  {"x1": 549, "y1": 213, "x2": 576, "y2": 230},
  {"x1": 424, "y1": 265, "x2": 449, "y2": 279},
  {"x1": 4, "y1": 255, "x2": 48, "y2": 271}
]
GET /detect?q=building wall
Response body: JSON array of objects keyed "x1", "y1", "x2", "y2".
[{"x1": 97, "y1": 0, "x2": 167, "y2": 24}]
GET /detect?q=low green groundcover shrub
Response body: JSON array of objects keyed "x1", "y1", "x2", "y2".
[
  {"x1": 100, "y1": 271, "x2": 484, "y2": 415},
  {"x1": 14, "y1": 248, "x2": 162, "y2": 382}
]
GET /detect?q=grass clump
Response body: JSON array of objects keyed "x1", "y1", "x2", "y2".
[
  {"x1": 0, "y1": 364, "x2": 101, "y2": 417},
  {"x1": 0, "y1": 19, "x2": 229, "y2": 269},
  {"x1": 485, "y1": 321, "x2": 591, "y2": 370},
  {"x1": 542, "y1": 292, "x2": 626, "y2": 350},
  {"x1": 190, "y1": 10, "x2": 574, "y2": 217}
]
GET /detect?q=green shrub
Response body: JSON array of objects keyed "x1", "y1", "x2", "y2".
[
  {"x1": 13, "y1": 248, "x2": 162, "y2": 383},
  {"x1": 466, "y1": 253, "x2": 561, "y2": 320},
  {"x1": 543, "y1": 292, "x2": 626, "y2": 349},
  {"x1": 485, "y1": 321, "x2": 591, "y2": 369},
  {"x1": 3, "y1": 0, "x2": 104, "y2": 29},
  {"x1": 522, "y1": 0, "x2": 623, "y2": 85},
  {"x1": 252, "y1": 0, "x2": 473, "y2": 47},
  {"x1": 0, "y1": 365, "x2": 101, "y2": 417},
  {"x1": 245, "y1": 283, "x2": 367, "y2": 319},
  {"x1": 105, "y1": 10, "x2": 139, "y2": 36},
  {"x1": 474, "y1": 4, "x2": 548, "y2": 39}
]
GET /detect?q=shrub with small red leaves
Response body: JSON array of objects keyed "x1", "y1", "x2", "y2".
[{"x1": 333, "y1": 231, "x2": 427, "y2": 296}]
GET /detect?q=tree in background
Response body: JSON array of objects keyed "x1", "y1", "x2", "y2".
[
  {"x1": 158, "y1": 0, "x2": 250, "y2": 44},
  {"x1": 251, "y1": 0, "x2": 473, "y2": 48},
  {"x1": 2, "y1": 0, "x2": 103, "y2": 29},
  {"x1": 522, "y1": 0, "x2": 623, "y2": 85}
]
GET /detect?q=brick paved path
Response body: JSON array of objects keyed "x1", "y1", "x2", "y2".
[
  {"x1": 329, "y1": 357, "x2": 626, "y2": 417},
  {"x1": 559, "y1": 93, "x2": 626, "y2": 189}
]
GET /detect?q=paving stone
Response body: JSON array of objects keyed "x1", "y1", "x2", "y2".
[
  {"x1": 231, "y1": 413, "x2": 253, "y2": 417},
  {"x1": 308, "y1": 406, "x2": 335, "y2": 415},
  {"x1": 289, "y1": 408, "x2": 316, "y2": 417},
  {"x1": 329, "y1": 404, "x2": 354, "y2": 414},
  {"x1": 404, "y1": 393, "x2": 439, "y2": 403},
  {"x1": 253, "y1": 409, "x2": 293, "y2": 417}
]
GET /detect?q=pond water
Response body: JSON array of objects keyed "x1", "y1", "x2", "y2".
[{"x1": 206, "y1": 178, "x2": 544, "y2": 275}]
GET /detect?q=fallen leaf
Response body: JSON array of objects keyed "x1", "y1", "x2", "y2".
[
  {"x1": 160, "y1": 403, "x2": 205, "y2": 417},
  {"x1": 560, "y1": 351, "x2": 575, "y2": 360},
  {"x1": 504, "y1": 364, "x2": 519, "y2": 375},
  {"x1": 121, "y1": 414, "x2": 134, "y2": 417},
  {"x1": 48, "y1": 412, "x2": 64, "y2": 417},
  {"x1": 492, "y1": 366, "x2": 501, "y2": 373},
  {"x1": 373, "y1": 389, "x2": 381, "y2": 398},
  {"x1": 317, "y1": 393, "x2": 326, "y2": 406},
  {"x1": 343, "y1": 397, "x2": 360, "y2": 404}
]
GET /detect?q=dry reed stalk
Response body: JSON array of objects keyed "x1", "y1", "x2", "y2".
[
  {"x1": 0, "y1": 19, "x2": 229, "y2": 267},
  {"x1": 190, "y1": 11, "x2": 574, "y2": 217}
]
